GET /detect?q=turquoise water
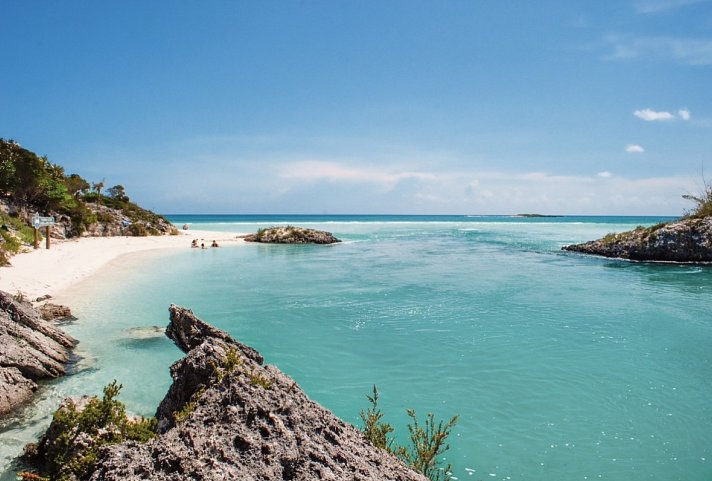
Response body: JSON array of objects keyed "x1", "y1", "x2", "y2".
[{"x1": 2, "y1": 215, "x2": 711, "y2": 481}]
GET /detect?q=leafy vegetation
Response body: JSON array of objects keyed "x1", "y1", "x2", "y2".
[
  {"x1": 24, "y1": 381, "x2": 156, "y2": 481},
  {"x1": 359, "y1": 385, "x2": 458, "y2": 481},
  {"x1": 0, "y1": 138, "x2": 176, "y2": 261}
]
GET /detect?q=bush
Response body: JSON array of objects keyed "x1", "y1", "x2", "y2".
[
  {"x1": 359, "y1": 386, "x2": 458, "y2": 481},
  {"x1": 28, "y1": 381, "x2": 156, "y2": 481}
]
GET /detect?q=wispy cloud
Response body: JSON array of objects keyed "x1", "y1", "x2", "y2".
[
  {"x1": 626, "y1": 144, "x2": 645, "y2": 153},
  {"x1": 597, "y1": 171, "x2": 614, "y2": 178},
  {"x1": 604, "y1": 35, "x2": 712, "y2": 66},
  {"x1": 634, "y1": 107, "x2": 691, "y2": 121},
  {"x1": 634, "y1": 0, "x2": 711, "y2": 13},
  {"x1": 278, "y1": 160, "x2": 436, "y2": 189}
]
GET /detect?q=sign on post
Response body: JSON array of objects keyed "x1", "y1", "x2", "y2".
[{"x1": 31, "y1": 215, "x2": 56, "y2": 249}]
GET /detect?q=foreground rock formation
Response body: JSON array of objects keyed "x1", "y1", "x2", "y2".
[
  {"x1": 563, "y1": 216, "x2": 712, "y2": 262},
  {"x1": 86, "y1": 305, "x2": 426, "y2": 481},
  {"x1": 244, "y1": 226, "x2": 341, "y2": 244},
  {"x1": 0, "y1": 290, "x2": 77, "y2": 417}
]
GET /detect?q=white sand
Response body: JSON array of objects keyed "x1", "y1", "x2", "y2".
[{"x1": 0, "y1": 230, "x2": 244, "y2": 300}]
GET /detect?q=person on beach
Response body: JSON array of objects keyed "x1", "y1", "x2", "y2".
[
  {"x1": 191, "y1": 239, "x2": 198, "y2": 248},
  {"x1": 211, "y1": 240, "x2": 219, "y2": 247},
  {"x1": 201, "y1": 242, "x2": 206, "y2": 249}
]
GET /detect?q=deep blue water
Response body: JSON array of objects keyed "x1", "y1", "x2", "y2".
[{"x1": 2, "y1": 215, "x2": 710, "y2": 481}]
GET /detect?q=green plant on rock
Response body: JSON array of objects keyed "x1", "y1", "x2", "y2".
[
  {"x1": 395, "y1": 410, "x2": 459, "y2": 481},
  {"x1": 359, "y1": 385, "x2": 395, "y2": 452},
  {"x1": 359, "y1": 386, "x2": 459, "y2": 481},
  {"x1": 40, "y1": 381, "x2": 156, "y2": 481}
]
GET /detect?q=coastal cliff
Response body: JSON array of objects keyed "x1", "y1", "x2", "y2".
[
  {"x1": 244, "y1": 226, "x2": 341, "y2": 244},
  {"x1": 43, "y1": 305, "x2": 426, "y2": 481},
  {"x1": 563, "y1": 215, "x2": 712, "y2": 262},
  {"x1": 0, "y1": 290, "x2": 77, "y2": 417}
]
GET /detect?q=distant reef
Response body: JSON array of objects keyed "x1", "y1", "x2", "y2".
[
  {"x1": 563, "y1": 216, "x2": 712, "y2": 263},
  {"x1": 0, "y1": 290, "x2": 77, "y2": 417},
  {"x1": 27, "y1": 305, "x2": 427, "y2": 481},
  {"x1": 244, "y1": 226, "x2": 341, "y2": 244},
  {"x1": 514, "y1": 214, "x2": 563, "y2": 218}
]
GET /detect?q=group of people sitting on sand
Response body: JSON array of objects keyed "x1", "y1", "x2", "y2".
[{"x1": 190, "y1": 239, "x2": 220, "y2": 249}]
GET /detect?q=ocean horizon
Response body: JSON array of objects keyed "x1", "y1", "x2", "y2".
[{"x1": 1, "y1": 214, "x2": 710, "y2": 481}]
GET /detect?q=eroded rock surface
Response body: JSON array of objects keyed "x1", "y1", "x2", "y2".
[
  {"x1": 563, "y1": 216, "x2": 712, "y2": 262},
  {"x1": 0, "y1": 290, "x2": 77, "y2": 417},
  {"x1": 88, "y1": 305, "x2": 426, "y2": 481}
]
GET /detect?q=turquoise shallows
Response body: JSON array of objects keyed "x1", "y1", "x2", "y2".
[{"x1": 1, "y1": 215, "x2": 710, "y2": 481}]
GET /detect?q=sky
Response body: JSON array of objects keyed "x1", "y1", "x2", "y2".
[{"x1": 1, "y1": 0, "x2": 711, "y2": 215}]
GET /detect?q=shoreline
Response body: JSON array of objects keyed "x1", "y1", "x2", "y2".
[{"x1": 0, "y1": 230, "x2": 244, "y2": 300}]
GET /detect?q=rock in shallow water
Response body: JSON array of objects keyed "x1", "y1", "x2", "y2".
[
  {"x1": 563, "y1": 216, "x2": 712, "y2": 263},
  {"x1": 0, "y1": 290, "x2": 77, "y2": 417},
  {"x1": 85, "y1": 305, "x2": 427, "y2": 481},
  {"x1": 244, "y1": 226, "x2": 341, "y2": 244}
]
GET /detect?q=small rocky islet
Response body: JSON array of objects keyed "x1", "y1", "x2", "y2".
[
  {"x1": 563, "y1": 215, "x2": 712, "y2": 263},
  {"x1": 244, "y1": 226, "x2": 341, "y2": 245}
]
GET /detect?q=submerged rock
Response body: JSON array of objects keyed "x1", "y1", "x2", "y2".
[
  {"x1": 244, "y1": 226, "x2": 341, "y2": 244},
  {"x1": 0, "y1": 290, "x2": 77, "y2": 417},
  {"x1": 563, "y1": 216, "x2": 712, "y2": 263},
  {"x1": 86, "y1": 305, "x2": 426, "y2": 481}
]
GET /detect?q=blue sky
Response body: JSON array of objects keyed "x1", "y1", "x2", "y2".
[{"x1": 1, "y1": 0, "x2": 711, "y2": 215}]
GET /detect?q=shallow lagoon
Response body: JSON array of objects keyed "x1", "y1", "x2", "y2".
[{"x1": 2, "y1": 215, "x2": 710, "y2": 481}]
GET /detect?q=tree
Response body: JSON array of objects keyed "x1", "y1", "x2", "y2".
[
  {"x1": 107, "y1": 184, "x2": 129, "y2": 202},
  {"x1": 65, "y1": 174, "x2": 90, "y2": 198},
  {"x1": 91, "y1": 179, "x2": 105, "y2": 196}
]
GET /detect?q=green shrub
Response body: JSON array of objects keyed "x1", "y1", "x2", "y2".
[
  {"x1": 359, "y1": 385, "x2": 395, "y2": 452},
  {"x1": 359, "y1": 386, "x2": 458, "y2": 481},
  {"x1": 39, "y1": 381, "x2": 156, "y2": 481}
]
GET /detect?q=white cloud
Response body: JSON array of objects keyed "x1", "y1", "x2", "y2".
[
  {"x1": 678, "y1": 108, "x2": 691, "y2": 120},
  {"x1": 278, "y1": 160, "x2": 436, "y2": 189},
  {"x1": 634, "y1": 108, "x2": 675, "y2": 121},
  {"x1": 597, "y1": 171, "x2": 614, "y2": 178},
  {"x1": 626, "y1": 144, "x2": 645, "y2": 153},
  {"x1": 604, "y1": 35, "x2": 712, "y2": 66}
]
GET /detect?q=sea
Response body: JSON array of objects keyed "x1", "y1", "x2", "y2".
[{"x1": 1, "y1": 215, "x2": 711, "y2": 481}]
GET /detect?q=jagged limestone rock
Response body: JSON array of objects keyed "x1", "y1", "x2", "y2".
[
  {"x1": 0, "y1": 290, "x2": 76, "y2": 417},
  {"x1": 563, "y1": 216, "x2": 712, "y2": 262},
  {"x1": 87, "y1": 305, "x2": 427, "y2": 481}
]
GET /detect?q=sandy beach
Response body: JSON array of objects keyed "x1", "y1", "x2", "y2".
[{"x1": 0, "y1": 230, "x2": 243, "y2": 300}]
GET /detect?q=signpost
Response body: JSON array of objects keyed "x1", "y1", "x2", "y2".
[{"x1": 31, "y1": 215, "x2": 55, "y2": 249}]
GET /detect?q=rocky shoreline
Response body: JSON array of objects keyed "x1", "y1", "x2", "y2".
[
  {"x1": 28, "y1": 305, "x2": 426, "y2": 481},
  {"x1": 0, "y1": 290, "x2": 77, "y2": 417},
  {"x1": 563, "y1": 215, "x2": 712, "y2": 263}
]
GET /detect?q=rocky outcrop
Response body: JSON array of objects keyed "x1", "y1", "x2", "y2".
[
  {"x1": 82, "y1": 203, "x2": 177, "y2": 237},
  {"x1": 0, "y1": 290, "x2": 77, "y2": 417},
  {"x1": 244, "y1": 226, "x2": 341, "y2": 244},
  {"x1": 87, "y1": 305, "x2": 426, "y2": 481},
  {"x1": 563, "y1": 216, "x2": 712, "y2": 262},
  {"x1": 39, "y1": 302, "x2": 75, "y2": 322}
]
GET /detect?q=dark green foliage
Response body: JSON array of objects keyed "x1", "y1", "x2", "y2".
[
  {"x1": 359, "y1": 386, "x2": 459, "y2": 481},
  {"x1": 106, "y1": 185, "x2": 129, "y2": 202},
  {"x1": 40, "y1": 381, "x2": 156, "y2": 481}
]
